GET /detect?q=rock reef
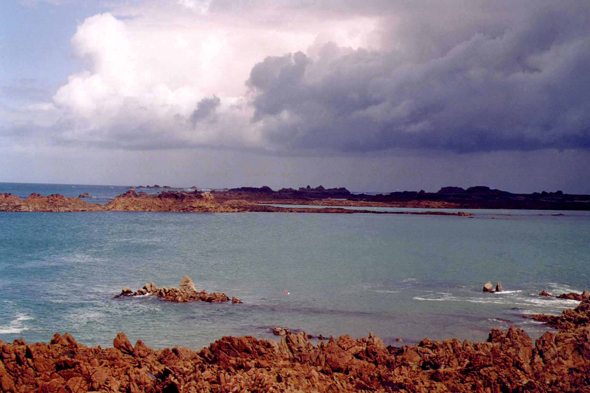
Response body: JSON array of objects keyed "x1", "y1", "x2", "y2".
[
  {"x1": 115, "y1": 276, "x2": 239, "y2": 304},
  {"x1": 2, "y1": 298, "x2": 590, "y2": 391},
  {"x1": 214, "y1": 185, "x2": 590, "y2": 211},
  {"x1": 537, "y1": 290, "x2": 590, "y2": 301},
  {"x1": 0, "y1": 193, "x2": 102, "y2": 212},
  {"x1": 103, "y1": 190, "x2": 239, "y2": 213}
]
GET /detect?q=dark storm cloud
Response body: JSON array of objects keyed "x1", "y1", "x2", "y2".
[
  {"x1": 247, "y1": 1, "x2": 590, "y2": 153},
  {"x1": 190, "y1": 95, "x2": 221, "y2": 125}
]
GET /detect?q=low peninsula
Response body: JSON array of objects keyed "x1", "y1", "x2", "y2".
[
  {"x1": 0, "y1": 189, "x2": 469, "y2": 216},
  {"x1": 3, "y1": 184, "x2": 589, "y2": 214}
]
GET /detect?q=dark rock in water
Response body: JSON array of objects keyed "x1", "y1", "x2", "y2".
[
  {"x1": 115, "y1": 276, "x2": 236, "y2": 304},
  {"x1": 231, "y1": 296, "x2": 242, "y2": 304},
  {"x1": 539, "y1": 290, "x2": 553, "y2": 297},
  {"x1": 496, "y1": 281, "x2": 502, "y2": 292},
  {"x1": 116, "y1": 287, "x2": 133, "y2": 297},
  {"x1": 78, "y1": 192, "x2": 91, "y2": 198},
  {"x1": 273, "y1": 327, "x2": 290, "y2": 336},
  {"x1": 557, "y1": 292, "x2": 588, "y2": 301},
  {"x1": 483, "y1": 281, "x2": 494, "y2": 292}
]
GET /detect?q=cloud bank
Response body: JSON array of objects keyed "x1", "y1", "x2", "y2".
[{"x1": 7, "y1": 0, "x2": 590, "y2": 155}]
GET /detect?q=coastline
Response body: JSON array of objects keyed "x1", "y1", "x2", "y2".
[
  {"x1": 3, "y1": 182, "x2": 590, "y2": 213},
  {"x1": 2, "y1": 298, "x2": 589, "y2": 392},
  {"x1": 0, "y1": 190, "x2": 471, "y2": 216}
]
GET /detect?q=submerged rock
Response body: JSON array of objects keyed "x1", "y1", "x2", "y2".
[{"x1": 115, "y1": 276, "x2": 235, "y2": 304}]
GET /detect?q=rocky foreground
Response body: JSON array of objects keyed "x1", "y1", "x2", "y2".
[
  {"x1": 2, "y1": 299, "x2": 590, "y2": 392},
  {"x1": 0, "y1": 190, "x2": 470, "y2": 216}
]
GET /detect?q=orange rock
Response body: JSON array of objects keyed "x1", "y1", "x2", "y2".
[
  {"x1": 2, "y1": 295, "x2": 590, "y2": 392},
  {"x1": 113, "y1": 333, "x2": 135, "y2": 356}
]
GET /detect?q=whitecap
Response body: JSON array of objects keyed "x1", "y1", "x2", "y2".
[
  {"x1": 0, "y1": 313, "x2": 33, "y2": 335},
  {"x1": 547, "y1": 283, "x2": 581, "y2": 294},
  {"x1": 493, "y1": 290, "x2": 522, "y2": 295},
  {"x1": 413, "y1": 293, "x2": 456, "y2": 302}
]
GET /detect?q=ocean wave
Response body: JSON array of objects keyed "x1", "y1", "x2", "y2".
[
  {"x1": 547, "y1": 283, "x2": 581, "y2": 294},
  {"x1": 413, "y1": 290, "x2": 581, "y2": 311},
  {"x1": 413, "y1": 293, "x2": 455, "y2": 302},
  {"x1": 0, "y1": 313, "x2": 33, "y2": 335},
  {"x1": 493, "y1": 290, "x2": 522, "y2": 295},
  {"x1": 374, "y1": 290, "x2": 400, "y2": 294}
]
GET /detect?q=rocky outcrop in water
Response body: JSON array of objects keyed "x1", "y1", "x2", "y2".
[
  {"x1": 536, "y1": 290, "x2": 590, "y2": 301},
  {"x1": 103, "y1": 190, "x2": 241, "y2": 213},
  {"x1": 557, "y1": 290, "x2": 590, "y2": 301},
  {"x1": 115, "y1": 276, "x2": 239, "y2": 304}
]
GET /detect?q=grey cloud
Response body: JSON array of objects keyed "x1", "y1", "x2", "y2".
[
  {"x1": 247, "y1": 1, "x2": 590, "y2": 154},
  {"x1": 190, "y1": 96, "x2": 221, "y2": 125},
  {"x1": 0, "y1": 79, "x2": 54, "y2": 103}
]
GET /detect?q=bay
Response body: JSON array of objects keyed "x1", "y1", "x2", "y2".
[{"x1": 1, "y1": 182, "x2": 589, "y2": 350}]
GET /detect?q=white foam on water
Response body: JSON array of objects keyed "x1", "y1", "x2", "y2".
[
  {"x1": 0, "y1": 313, "x2": 33, "y2": 335},
  {"x1": 488, "y1": 318, "x2": 510, "y2": 323},
  {"x1": 493, "y1": 290, "x2": 522, "y2": 295},
  {"x1": 414, "y1": 297, "x2": 450, "y2": 302},
  {"x1": 414, "y1": 292, "x2": 456, "y2": 302},
  {"x1": 375, "y1": 290, "x2": 400, "y2": 294},
  {"x1": 65, "y1": 310, "x2": 106, "y2": 325},
  {"x1": 547, "y1": 283, "x2": 581, "y2": 294}
]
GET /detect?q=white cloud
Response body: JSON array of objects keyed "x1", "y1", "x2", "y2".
[{"x1": 41, "y1": 2, "x2": 381, "y2": 150}]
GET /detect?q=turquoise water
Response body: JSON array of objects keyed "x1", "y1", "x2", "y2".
[{"x1": 1, "y1": 183, "x2": 589, "y2": 350}]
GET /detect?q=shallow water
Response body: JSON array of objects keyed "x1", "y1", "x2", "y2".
[{"x1": 1, "y1": 183, "x2": 589, "y2": 350}]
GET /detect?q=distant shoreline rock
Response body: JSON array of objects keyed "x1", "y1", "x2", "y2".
[
  {"x1": 0, "y1": 193, "x2": 102, "y2": 212},
  {"x1": 0, "y1": 191, "x2": 472, "y2": 216}
]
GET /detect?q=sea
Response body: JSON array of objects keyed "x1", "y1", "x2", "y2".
[{"x1": 1, "y1": 182, "x2": 589, "y2": 350}]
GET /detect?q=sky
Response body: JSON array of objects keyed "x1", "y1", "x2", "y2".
[{"x1": 1, "y1": 0, "x2": 590, "y2": 193}]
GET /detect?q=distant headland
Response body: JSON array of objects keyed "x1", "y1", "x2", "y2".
[{"x1": 1, "y1": 184, "x2": 589, "y2": 213}]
